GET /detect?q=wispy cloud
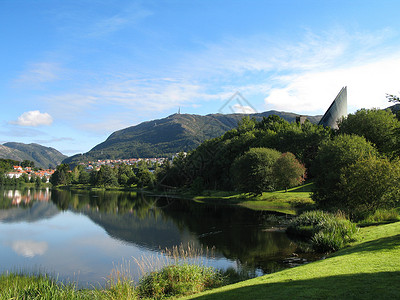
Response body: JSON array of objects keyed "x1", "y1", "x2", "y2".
[
  {"x1": 0, "y1": 125, "x2": 46, "y2": 138},
  {"x1": 34, "y1": 137, "x2": 74, "y2": 144},
  {"x1": 87, "y1": 7, "x2": 152, "y2": 38},
  {"x1": 37, "y1": 27, "x2": 400, "y2": 135},
  {"x1": 14, "y1": 62, "x2": 62, "y2": 86}
]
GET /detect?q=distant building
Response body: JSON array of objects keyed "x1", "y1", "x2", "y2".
[
  {"x1": 318, "y1": 86, "x2": 348, "y2": 129},
  {"x1": 296, "y1": 115, "x2": 307, "y2": 124}
]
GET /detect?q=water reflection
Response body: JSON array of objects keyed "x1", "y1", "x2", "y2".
[{"x1": 0, "y1": 188, "x2": 306, "y2": 287}]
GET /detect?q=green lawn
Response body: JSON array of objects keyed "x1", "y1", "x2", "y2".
[
  {"x1": 184, "y1": 221, "x2": 400, "y2": 299},
  {"x1": 193, "y1": 183, "x2": 315, "y2": 214}
]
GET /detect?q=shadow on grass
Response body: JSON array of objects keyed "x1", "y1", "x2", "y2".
[{"x1": 191, "y1": 271, "x2": 400, "y2": 300}]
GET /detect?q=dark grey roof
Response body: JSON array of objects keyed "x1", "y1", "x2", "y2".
[{"x1": 318, "y1": 86, "x2": 347, "y2": 129}]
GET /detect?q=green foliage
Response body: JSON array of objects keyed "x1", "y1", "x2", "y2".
[
  {"x1": 338, "y1": 156, "x2": 400, "y2": 218},
  {"x1": 337, "y1": 108, "x2": 400, "y2": 156},
  {"x1": 311, "y1": 134, "x2": 378, "y2": 209},
  {"x1": 357, "y1": 208, "x2": 400, "y2": 226},
  {"x1": 95, "y1": 165, "x2": 119, "y2": 187},
  {"x1": 117, "y1": 164, "x2": 136, "y2": 186},
  {"x1": 136, "y1": 264, "x2": 224, "y2": 299},
  {"x1": 231, "y1": 147, "x2": 281, "y2": 195},
  {"x1": 287, "y1": 210, "x2": 357, "y2": 253},
  {"x1": 272, "y1": 152, "x2": 306, "y2": 191},
  {"x1": 49, "y1": 164, "x2": 72, "y2": 186},
  {"x1": 21, "y1": 159, "x2": 35, "y2": 168},
  {"x1": 158, "y1": 115, "x2": 330, "y2": 191},
  {"x1": 136, "y1": 167, "x2": 155, "y2": 189}
]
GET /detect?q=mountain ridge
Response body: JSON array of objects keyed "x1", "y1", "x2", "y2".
[
  {"x1": 0, "y1": 142, "x2": 67, "y2": 169},
  {"x1": 63, "y1": 110, "x2": 322, "y2": 165}
]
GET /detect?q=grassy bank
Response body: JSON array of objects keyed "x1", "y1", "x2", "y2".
[
  {"x1": 184, "y1": 221, "x2": 400, "y2": 299},
  {"x1": 192, "y1": 183, "x2": 315, "y2": 214}
]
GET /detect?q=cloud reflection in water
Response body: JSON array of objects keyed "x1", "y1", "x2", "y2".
[{"x1": 12, "y1": 240, "x2": 48, "y2": 258}]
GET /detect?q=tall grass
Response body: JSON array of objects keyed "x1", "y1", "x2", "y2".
[
  {"x1": 287, "y1": 210, "x2": 358, "y2": 252},
  {"x1": 0, "y1": 244, "x2": 228, "y2": 299},
  {"x1": 358, "y1": 208, "x2": 400, "y2": 226},
  {"x1": 110, "y1": 243, "x2": 225, "y2": 299}
]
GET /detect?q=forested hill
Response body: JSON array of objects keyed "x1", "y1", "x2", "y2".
[
  {"x1": 0, "y1": 143, "x2": 67, "y2": 169},
  {"x1": 63, "y1": 111, "x2": 322, "y2": 164}
]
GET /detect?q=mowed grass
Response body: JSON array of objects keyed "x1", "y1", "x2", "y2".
[
  {"x1": 184, "y1": 221, "x2": 400, "y2": 300},
  {"x1": 194, "y1": 183, "x2": 315, "y2": 214}
]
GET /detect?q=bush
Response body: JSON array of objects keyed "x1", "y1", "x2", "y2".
[
  {"x1": 136, "y1": 264, "x2": 224, "y2": 299},
  {"x1": 287, "y1": 211, "x2": 358, "y2": 253}
]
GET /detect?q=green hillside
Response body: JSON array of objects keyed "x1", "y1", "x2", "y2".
[
  {"x1": 64, "y1": 111, "x2": 321, "y2": 165},
  {"x1": 1, "y1": 142, "x2": 67, "y2": 169}
]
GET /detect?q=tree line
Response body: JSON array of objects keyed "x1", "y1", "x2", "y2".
[
  {"x1": 156, "y1": 107, "x2": 400, "y2": 219},
  {"x1": 49, "y1": 160, "x2": 156, "y2": 189}
]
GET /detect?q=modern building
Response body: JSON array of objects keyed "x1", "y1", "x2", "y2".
[{"x1": 318, "y1": 86, "x2": 348, "y2": 129}]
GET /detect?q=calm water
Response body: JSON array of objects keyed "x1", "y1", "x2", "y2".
[{"x1": 0, "y1": 187, "x2": 307, "y2": 287}]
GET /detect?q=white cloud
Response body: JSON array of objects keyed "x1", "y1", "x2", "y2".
[
  {"x1": 232, "y1": 104, "x2": 256, "y2": 114},
  {"x1": 14, "y1": 110, "x2": 53, "y2": 127},
  {"x1": 264, "y1": 55, "x2": 400, "y2": 114},
  {"x1": 12, "y1": 240, "x2": 48, "y2": 258}
]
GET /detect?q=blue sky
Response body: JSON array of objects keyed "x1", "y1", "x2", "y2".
[{"x1": 1, "y1": 0, "x2": 400, "y2": 156}]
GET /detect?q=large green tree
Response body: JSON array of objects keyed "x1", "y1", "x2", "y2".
[
  {"x1": 272, "y1": 152, "x2": 306, "y2": 192},
  {"x1": 94, "y1": 165, "x2": 118, "y2": 187},
  {"x1": 311, "y1": 134, "x2": 378, "y2": 209},
  {"x1": 231, "y1": 147, "x2": 281, "y2": 195},
  {"x1": 337, "y1": 108, "x2": 400, "y2": 156},
  {"x1": 338, "y1": 156, "x2": 400, "y2": 218},
  {"x1": 50, "y1": 164, "x2": 72, "y2": 186}
]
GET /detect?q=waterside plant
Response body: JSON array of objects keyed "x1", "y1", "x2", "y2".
[{"x1": 286, "y1": 210, "x2": 358, "y2": 252}]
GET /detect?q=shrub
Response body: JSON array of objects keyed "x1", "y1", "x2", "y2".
[
  {"x1": 287, "y1": 211, "x2": 358, "y2": 253},
  {"x1": 136, "y1": 264, "x2": 224, "y2": 299}
]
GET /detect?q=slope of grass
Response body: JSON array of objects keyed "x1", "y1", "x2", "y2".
[
  {"x1": 193, "y1": 183, "x2": 315, "y2": 214},
  {"x1": 184, "y1": 221, "x2": 400, "y2": 299}
]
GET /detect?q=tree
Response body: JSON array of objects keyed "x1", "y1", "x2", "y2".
[
  {"x1": 21, "y1": 160, "x2": 35, "y2": 168},
  {"x1": 272, "y1": 152, "x2": 306, "y2": 192},
  {"x1": 35, "y1": 176, "x2": 42, "y2": 188},
  {"x1": 337, "y1": 108, "x2": 400, "y2": 156},
  {"x1": 95, "y1": 165, "x2": 118, "y2": 187},
  {"x1": 311, "y1": 134, "x2": 379, "y2": 209},
  {"x1": 49, "y1": 164, "x2": 72, "y2": 186},
  {"x1": 20, "y1": 173, "x2": 30, "y2": 183},
  {"x1": 117, "y1": 164, "x2": 136, "y2": 186},
  {"x1": 230, "y1": 147, "x2": 281, "y2": 195},
  {"x1": 386, "y1": 93, "x2": 400, "y2": 103},
  {"x1": 78, "y1": 170, "x2": 90, "y2": 184},
  {"x1": 338, "y1": 156, "x2": 400, "y2": 218}
]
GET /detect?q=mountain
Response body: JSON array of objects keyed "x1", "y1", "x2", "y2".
[
  {"x1": 0, "y1": 143, "x2": 67, "y2": 169},
  {"x1": 64, "y1": 111, "x2": 322, "y2": 165}
]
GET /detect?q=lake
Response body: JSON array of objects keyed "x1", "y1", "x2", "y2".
[{"x1": 0, "y1": 187, "x2": 310, "y2": 288}]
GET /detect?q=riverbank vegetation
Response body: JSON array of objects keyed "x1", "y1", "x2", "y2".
[
  {"x1": 183, "y1": 221, "x2": 400, "y2": 300},
  {"x1": 286, "y1": 210, "x2": 358, "y2": 252}
]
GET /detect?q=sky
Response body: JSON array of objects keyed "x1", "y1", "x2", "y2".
[{"x1": 1, "y1": 0, "x2": 400, "y2": 156}]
